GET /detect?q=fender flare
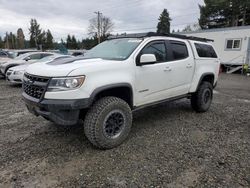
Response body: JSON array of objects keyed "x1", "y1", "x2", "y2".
[
  {"x1": 195, "y1": 72, "x2": 215, "y2": 92},
  {"x1": 89, "y1": 83, "x2": 134, "y2": 106}
]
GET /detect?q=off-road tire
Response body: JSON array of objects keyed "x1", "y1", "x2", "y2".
[
  {"x1": 84, "y1": 97, "x2": 132, "y2": 149},
  {"x1": 191, "y1": 81, "x2": 213, "y2": 112}
]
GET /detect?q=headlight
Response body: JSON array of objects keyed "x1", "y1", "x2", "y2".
[
  {"x1": 48, "y1": 76, "x2": 85, "y2": 91},
  {"x1": 14, "y1": 70, "x2": 24, "y2": 75}
]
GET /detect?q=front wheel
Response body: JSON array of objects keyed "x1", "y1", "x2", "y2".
[
  {"x1": 191, "y1": 81, "x2": 213, "y2": 112},
  {"x1": 84, "y1": 97, "x2": 132, "y2": 149}
]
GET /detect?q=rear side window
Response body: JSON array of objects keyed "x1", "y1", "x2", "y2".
[
  {"x1": 29, "y1": 54, "x2": 42, "y2": 60},
  {"x1": 195, "y1": 43, "x2": 217, "y2": 58},
  {"x1": 170, "y1": 41, "x2": 188, "y2": 60},
  {"x1": 140, "y1": 41, "x2": 167, "y2": 62},
  {"x1": 0, "y1": 51, "x2": 7, "y2": 57},
  {"x1": 41, "y1": 53, "x2": 53, "y2": 58}
]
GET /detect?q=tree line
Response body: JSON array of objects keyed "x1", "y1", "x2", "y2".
[
  {"x1": 0, "y1": 0, "x2": 250, "y2": 50},
  {"x1": 160, "y1": 0, "x2": 250, "y2": 33},
  {"x1": 0, "y1": 16, "x2": 112, "y2": 50}
]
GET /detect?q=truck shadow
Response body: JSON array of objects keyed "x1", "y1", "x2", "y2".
[
  {"x1": 44, "y1": 99, "x2": 193, "y2": 149},
  {"x1": 131, "y1": 99, "x2": 193, "y2": 134}
]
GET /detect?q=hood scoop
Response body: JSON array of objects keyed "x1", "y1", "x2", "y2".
[{"x1": 47, "y1": 57, "x2": 92, "y2": 65}]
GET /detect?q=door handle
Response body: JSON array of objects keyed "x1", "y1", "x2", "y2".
[
  {"x1": 186, "y1": 64, "x2": 193, "y2": 68},
  {"x1": 164, "y1": 67, "x2": 172, "y2": 72}
]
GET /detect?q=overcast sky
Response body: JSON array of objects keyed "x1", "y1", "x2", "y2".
[{"x1": 0, "y1": 0, "x2": 204, "y2": 41}]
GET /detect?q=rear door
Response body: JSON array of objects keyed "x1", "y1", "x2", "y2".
[{"x1": 165, "y1": 40, "x2": 195, "y2": 96}]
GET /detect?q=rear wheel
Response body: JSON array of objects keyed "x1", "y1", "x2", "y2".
[
  {"x1": 191, "y1": 81, "x2": 213, "y2": 112},
  {"x1": 84, "y1": 97, "x2": 132, "y2": 149}
]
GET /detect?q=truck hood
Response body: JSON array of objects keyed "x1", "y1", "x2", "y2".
[{"x1": 25, "y1": 57, "x2": 120, "y2": 77}]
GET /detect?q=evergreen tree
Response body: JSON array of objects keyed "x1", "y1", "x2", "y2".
[
  {"x1": 0, "y1": 36, "x2": 4, "y2": 49},
  {"x1": 17, "y1": 28, "x2": 25, "y2": 49},
  {"x1": 45, "y1": 29, "x2": 54, "y2": 49},
  {"x1": 71, "y1": 35, "x2": 78, "y2": 49},
  {"x1": 4, "y1": 32, "x2": 17, "y2": 49},
  {"x1": 199, "y1": 0, "x2": 250, "y2": 29},
  {"x1": 29, "y1": 18, "x2": 42, "y2": 48},
  {"x1": 38, "y1": 31, "x2": 46, "y2": 50},
  {"x1": 66, "y1": 34, "x2": 72, "y2": 49},
  {"x1": 157, "y1": 9, "x2": 172, "y2": 34},
  {"x1": 81, "y1": 36, "x2": 98, "y2": 50},
  {"x1": 77, "y1": 40, "x2": 82, "y2": 49}
]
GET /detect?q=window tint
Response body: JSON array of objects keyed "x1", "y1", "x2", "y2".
[
  {"x1": 195, "y1": 43, "x2": 217, "y2": 58},
  {"x1": 29, "y1": 54, "x2": 42, "y2": 60},
  {"x1": 41, "y1": 53, "x2": 53, "y2": 58},
  {"x1": 141, "y1": 41, "x2": 166, "y2": 62},
  {"x1": 0, "y1": 51, "x2": 7, "y2": 57},
  {"x1": 226, "y1": 39, "x2": 241, "y2": 50},
  {"x1": 170, "y1": 41, "x2": 188, "y2": 60}
]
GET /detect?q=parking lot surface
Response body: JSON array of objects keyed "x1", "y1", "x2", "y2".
[{"x1": 0, "y1": 74, "x2": 249, "y2": 187}]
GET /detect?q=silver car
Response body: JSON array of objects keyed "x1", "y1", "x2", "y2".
[
  {"x1": 0, "y1": 52, "x2": 54, "y2": 77},
  {"x1": 6, "y1": 54, "x2": 72, "y2": 84}
]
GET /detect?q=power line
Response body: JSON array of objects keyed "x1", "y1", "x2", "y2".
[{"x1": 94, "y1": 11, "x2": 102, "y2": 43}]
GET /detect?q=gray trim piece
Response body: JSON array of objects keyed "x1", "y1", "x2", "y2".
[{"x1": 133, "y1": 94, "x2": 190, "y2": 111}]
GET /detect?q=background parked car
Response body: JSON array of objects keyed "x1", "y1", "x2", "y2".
[
  {"x1": 7, "y1": 49, "x2": 38, "y2": 59},
  {"x1": 0, "y1": 50, "x2": 12, "y2": 65},
  {"x1": 0, "y1": 52, "x2": 54, "y2": 77},
  {"x1": 0, "y1": 49, "x2": 38, "y2": 66},
  {"x1": 6, "y1": 54, "x2": 72, "y2": 84}
]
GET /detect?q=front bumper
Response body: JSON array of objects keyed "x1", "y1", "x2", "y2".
[
  {"x1": 6, "y1": 72, "x2": 23, "y2": 84},
  {"x1": 23, "y1": 92, "x2": 91, "y2": 126}
]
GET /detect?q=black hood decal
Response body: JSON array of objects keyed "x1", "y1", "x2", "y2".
[{"x1": 47, "y1": 56, "x2": 94, "y2": 65}]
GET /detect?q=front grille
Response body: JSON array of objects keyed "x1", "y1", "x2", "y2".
[{"x1": 23, "y1": 73, "x2": 50, "y2": 99}]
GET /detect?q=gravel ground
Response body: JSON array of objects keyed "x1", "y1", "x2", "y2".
[{"x1": 0, "y1": 73, "x2": 249, "y2": 188}]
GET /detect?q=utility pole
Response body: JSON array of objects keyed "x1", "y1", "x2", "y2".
[{"x1": 94, "y1": 11, "x2": 102, "y2": 44}]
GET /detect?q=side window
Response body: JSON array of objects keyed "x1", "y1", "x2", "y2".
[
  {"x1": 170, "y1": 41, "x2": 188, "y2": 60},
  {"x1": 226, "y1": 39, "x2": 241, "y2": 50},
  {"x1": 0, "y1": 51, "x2": 7, "y2": 57},
  {"x1": 41, "y1": 53, "x2": 53, "y2": 58},
  {"x1": 195, "y1": 43, "x2": 217, "y2": 58},
  {"x1": 29, "y1": 54, "x2": 42, "y2": 60},
  {"x1": 140, "y1": 41, "x2": 167, "y2": 62}
]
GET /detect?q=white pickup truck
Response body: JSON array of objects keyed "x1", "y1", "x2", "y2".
[{"x1": 22, "y1": 32, "x2": 220, "y2": 149}]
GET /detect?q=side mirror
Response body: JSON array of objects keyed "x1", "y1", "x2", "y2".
[
  {"x1": 25, "y1": 57, "x2": 31, "y2": 61},
  {"x1": 139, "y1": 54, "x2": 157, "y2": 65}
]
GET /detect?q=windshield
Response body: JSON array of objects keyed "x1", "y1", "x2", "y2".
[
  {"x1": 84, "y1": 38, "x2": 142, "y2": 60},
  {"x1": 14, "y1": 53, "x2": 30, "y2": 60}
]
